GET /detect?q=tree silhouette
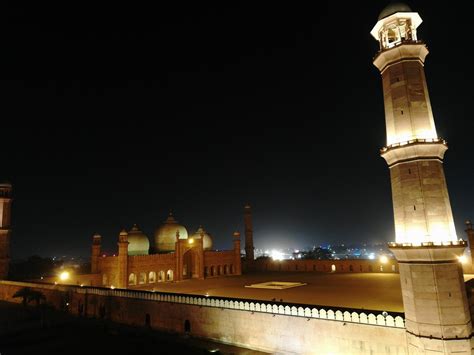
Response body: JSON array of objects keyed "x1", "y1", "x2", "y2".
[{"x1": 12, "y1": 287, "x2": 46, "y2": 307}]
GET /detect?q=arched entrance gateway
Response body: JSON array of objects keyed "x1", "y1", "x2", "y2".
[
  {"x1": 175, "y1": 238, "x2": 205, "y2": 281},
  {"x1": 182, "y1": 249, "x2": 200, "y2": 279}
]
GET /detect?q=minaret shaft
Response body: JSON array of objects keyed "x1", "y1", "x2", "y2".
[
  {"x1": 377, "y1": 48, "x2": 457, "y2": 245},
  {"x1": 389, "y1": 159, "x2": 456, "y2": 244},
  {"x1": 380, "y1": 56, "x2": 437, "y2": 146},
  {"x1": 0, "y1": 183, "x2": 12, "y2": 280},
  {"x1": 244, "y1": 205, "x2": 254, "y2": 261}
]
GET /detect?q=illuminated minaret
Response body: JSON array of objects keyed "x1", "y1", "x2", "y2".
[
  {"x1": 372, "y1": 4, "x2": 471, "y2": 354},
  {"x1": 244, "y1": 204, "x2": 254, "y2": 262},
  {"x1": 0, "y1": 183, "x2": 12, "y2": 279},
  {"x1": 117, "y1": 229, "x2": 129, "y2": 288}
]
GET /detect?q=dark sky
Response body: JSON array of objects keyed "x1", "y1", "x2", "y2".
[{"x1": 2, "y1": 1, "x2": 474, "y2": 258}]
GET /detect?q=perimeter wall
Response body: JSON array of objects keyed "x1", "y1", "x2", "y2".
[{"x1": 0, "y1": 280, "x2": 408, "y2": 354}]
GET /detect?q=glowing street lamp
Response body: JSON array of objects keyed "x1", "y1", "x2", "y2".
[
  {"x1": 59, "y1": 271, "x2": 70, "y2": 281},
  {"x1": 379, "y1": 255, "x2": 389, "y2": 264}
]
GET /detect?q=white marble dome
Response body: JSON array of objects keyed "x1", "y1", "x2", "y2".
[{"x1": 154, "y1": 213, "x2": 188, "y2": 252}]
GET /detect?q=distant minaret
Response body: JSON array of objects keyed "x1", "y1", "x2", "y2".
[
  {"x1": 233, "y1": 231, "x2": 242, "y2": 275},
  {"x1": 465, "y1": 220, "x2": 474, "y2": 271},
  {"x1": 91, "y1": 234, "x2": 101, "y2": 274},
  {"x1": 372, "y1": 4, "x2": 471, "y2": 353},
  {"x1": 0, "y1": 183, "x2": 12, "y2": 279},
  {"x1": 244, "y1": 204, "x2": 254, "y2": 261},
  {"x1": 117, "y1": 229, "x2": 129, "y2": 288}
]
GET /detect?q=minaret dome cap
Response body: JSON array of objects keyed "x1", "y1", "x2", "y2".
[{"x1": 378, "y1": 2, "x2": 412, "y2": 20}]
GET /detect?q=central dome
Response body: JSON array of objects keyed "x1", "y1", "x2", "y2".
[
  {"x1": 127, "y1": 224, "x2": 149, "y2": 256},
  {"x1": 154, "y1": 212, "x2": 188, "y2": 252},
  {"x1": 378, "y1": 2, "x2": 412, "y2": 20}
]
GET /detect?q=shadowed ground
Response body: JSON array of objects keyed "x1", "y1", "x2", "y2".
[{"x1": 0, "y1": 301, "x2": 266, "y2": 355}]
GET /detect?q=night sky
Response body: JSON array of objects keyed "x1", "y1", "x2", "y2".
[{"x1": 2, "y1": 1, "x2": 474, "y2": 258}]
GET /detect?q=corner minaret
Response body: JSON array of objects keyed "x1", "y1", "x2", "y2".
[
  {"x1": 244, "y1": 204, "x2": 254, "y2": 262},
  {"x1": 0, "y1": 183, "x2": 12, "y2": 279},
  {"x1": 233, "y1": 231, "x2": 242, "y2": 275},
  {"x1": 372, "y1": 4, "x2": 472, "y2": 354},
  {"x1": 117, "y1": 229, "x2": 129, "y2": 288},
  {"x1": 91, "y1": 234, "x2": 101, "y2": 274}
]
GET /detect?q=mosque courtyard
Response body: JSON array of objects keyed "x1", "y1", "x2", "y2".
[
  {"x1": 134, "y1": 271, "x2": 404, "y2": 312},
  {"x1": 133, "y1": 271, "x2": 474, "y2": 313}
]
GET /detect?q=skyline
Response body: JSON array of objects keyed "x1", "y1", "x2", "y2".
[{"x1": 2, "y1": 1, "x2": 474, "y2": 258}]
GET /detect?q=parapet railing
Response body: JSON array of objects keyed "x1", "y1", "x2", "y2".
[
  {"x1": 373, "y1": 39, "x2": 425, "y2": 59},
  {"x1": 380, "y1": 137, "x2": 447, "y2": 153},
  {"x1": 388, "y1": 240, "x2": 467, "y2": 248},
  {"x1": 76, "y1": 285, "x2": 405, "y2": 329},
  {"x1": 0, "y1": 280, "x2": 405, "y2": 329}
]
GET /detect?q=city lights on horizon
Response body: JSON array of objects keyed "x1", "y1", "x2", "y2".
[{"x1": 255, "y1": 243, "x2": 394, "y2": 262}]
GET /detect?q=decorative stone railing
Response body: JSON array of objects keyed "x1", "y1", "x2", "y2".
[
  {"x1": 388, "y1": 240, "x2": 467, "y2": 248},
  {"x1": 75, "y1": 285, "x2": 405, "y2": 328},
  {"x1": 380, "y1": 137, "x2": 446, "y2": 153}
]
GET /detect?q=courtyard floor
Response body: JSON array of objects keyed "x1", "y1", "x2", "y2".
[{"x1": 135, "y1": 271, "x2": 406, "y2": 312}]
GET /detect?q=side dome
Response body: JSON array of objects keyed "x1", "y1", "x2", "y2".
[
  {"x1": 378, "y1": 3, "x2": 412, "y2": 20},
  {"x1": 154, "y1": 212, "x2": 188, "y2": 252},
  {"x1": 190, "y1": 226, "x2": 213, "y2": 251},
  {"x1": 127, "y1": 224, "x2": 150, "y2": 255}
]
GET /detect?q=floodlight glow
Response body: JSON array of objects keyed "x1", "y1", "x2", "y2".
[
  {"x1": 379, "y1": 255, "x2": 388, "y2": 264},
  {"x1": 458, "y1": 255, "x2": 467, "y2": 264},
  {"x1": 59, "y1": 271, "x2": 70, "y2": 281},
  {"x1": 271, "y1": 250, "x2": 284, "y2": 261}
]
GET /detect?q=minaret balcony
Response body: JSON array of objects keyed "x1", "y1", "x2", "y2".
[
  {"x1": 388, "y1": 240, "x2": 467, "y2": 262},
  {"x1": 373, "y1": 42, "x2": 428, "y2": 72},
  {"x1": 380, "y1": 138, "x2": 447, "y2": 166}
]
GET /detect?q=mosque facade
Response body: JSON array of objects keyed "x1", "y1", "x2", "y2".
[{"x1": 90, "y1": 212, "x2": 242, "y2": 288}]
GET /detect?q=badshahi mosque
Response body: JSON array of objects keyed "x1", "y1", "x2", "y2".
[
  {"x1": 1, "y1": 3, "x2": 474, "y2": 354},
  {"x1": 91, "y1": 211, "x2": 242, "y2": 288}
]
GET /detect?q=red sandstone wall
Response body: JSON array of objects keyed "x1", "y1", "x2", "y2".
[
  {"x1": 128, "y1": 253, "x2": 176, "y2": 287},
  {"x1": 97, "y1": 250, "x2": 240, "y2": 287},
  {"x1": 98, "y1": 256, "x2": 119, "y2": 286},
  {"x1": 247, "y1": 258, "x2": 399, "y2": 274},
  {"x1": 204, "y1": 250, "x2": 236, "y2": 277}
]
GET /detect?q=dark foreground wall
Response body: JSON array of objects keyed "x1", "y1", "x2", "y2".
[{"x1": 0, "y1": 280, "x2": 408, "y2": 354}]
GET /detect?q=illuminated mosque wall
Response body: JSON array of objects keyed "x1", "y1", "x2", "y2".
[{"x1": 250, "y1": 257, "x2": 399, "y2": 274}]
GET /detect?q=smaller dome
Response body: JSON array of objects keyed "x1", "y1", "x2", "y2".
[
  {"x1": 127, "y1": 224, "x2": 150, "y2": 255},
  {"x1": 378, "y1": 2, "x2": 412, "y2": 20},
  {"x1": 190, "y1": 226, "x2": 213, "y2": 251}
]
